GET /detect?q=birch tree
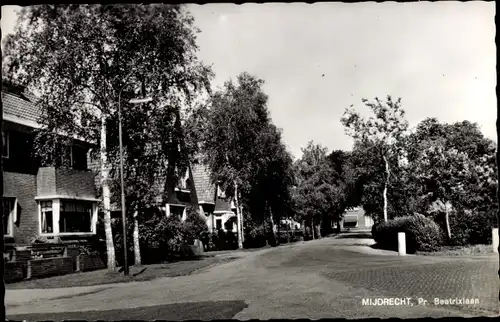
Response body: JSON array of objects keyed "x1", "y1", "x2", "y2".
[
  {"x1": 2, "y1": 4, "x2": 212, "y2": 270},
  {"x1": 341, "y1": 96, "x2": 408, "y2": 222}
]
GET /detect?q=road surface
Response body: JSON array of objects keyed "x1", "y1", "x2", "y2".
[{"x1": 6, "y1": 235, "x2": 499, "y2": 319}]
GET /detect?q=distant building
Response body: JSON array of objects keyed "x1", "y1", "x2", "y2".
[{"x1": 337, "y1": 207, "x2": 374, "y2": 231}]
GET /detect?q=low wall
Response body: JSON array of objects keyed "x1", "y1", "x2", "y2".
[
  {"x1": 28, "y1": 257, "x2": 74, "y2": 279},
  {"x1": 5, "y1": 262, "x2": 26, "y2": 283},
  {"x1": 77, "y1": 254, "x2": 106, "y2": 272},
  {"x1": 14, "y1": 249, "x2": 31, "y2": 263}
]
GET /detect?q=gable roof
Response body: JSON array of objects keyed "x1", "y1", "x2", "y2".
[
  {"x1": 191, "y1": 162, "x2": 216, "y2": 204},
  {"x1": 2, "y1": 90, "x2": 43, "y2": 128}
]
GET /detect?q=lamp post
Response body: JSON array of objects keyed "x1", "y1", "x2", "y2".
[{"x1": 118, "y1": 87, "x2": 152, "y2": 276}]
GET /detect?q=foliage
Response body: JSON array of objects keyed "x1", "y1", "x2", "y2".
[
  {"x1": 341, "y1": 96, "x2": 409, "y2": 222},
  {"x1": 183, "y1": 206, "x2": 209, "y2": 245},
  {"x1": 202, "y1": 72, "x2": 294, "y2": 231},
  {"x1": 4, "y1": 4, "x2": 214, "y2": 268},
  {"x1": 372, "y1": 214, "x2": 443, "y2": 253},
  {"x1": 404, "y1": 118, "x2": 497, "y2": 240},
  {"x1": 431, "y1": 209, "x2": 496, "y2": 246},
  {"x1": 293, "y1": 141, "x2": 338, "y2": 237}
]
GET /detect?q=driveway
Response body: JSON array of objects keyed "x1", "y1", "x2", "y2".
[{"x1": 6, "y1": 236, "x2": 500, "y2": 319}]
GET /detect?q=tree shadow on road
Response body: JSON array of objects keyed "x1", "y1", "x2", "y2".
[
  {"x1": 336, "y1": 233, "x2": 373, "y2": 239},
  {"x1": 8, "y1": 300, "x2": 248, "y2": 321}
]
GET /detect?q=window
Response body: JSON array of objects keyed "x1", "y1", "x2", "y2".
[
  {"x1": 2, "y1": 131, "x2": 9, "y2": 158},
  {"x1": 40, "y1": 201, "x2": 54, "y2": 234},
  {"x1": 3, "y1": 197, "x2": 16, "y2": 236},
  {"x1": 72, "y1": 145, "x2": 88, "y2": 170},
  {"x1": 169, "y1": 205, "x2": 185, "y2": 219},
  {"x1": 217, "y1": 185, "x2": 226, "y2": 198},
  {"x1": 60, "y1": 200, "x2": 92, "y2": 233},
  {"x1": 216, "y1": 219, "x2": 222, "y2": 230}
]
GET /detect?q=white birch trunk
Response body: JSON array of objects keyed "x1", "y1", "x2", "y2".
[
  {"x1": 101, "y1": 117, "x2": 116, "y2": 272},
  {"x1": 234, "y1": 181, "x2": 243, "y2": 249},
  {"x1": 133, "y1": 210, "x2": 141, "y2": 265},
  {"x1": 240, "y1": 205, "x2": 245, "y2": 243},
  {"x1": 383, "y1": 155, "x2": 390, "y2": 222},
  {"x1": 445, "y1": 202, "x2": 451, "y2": 240}
]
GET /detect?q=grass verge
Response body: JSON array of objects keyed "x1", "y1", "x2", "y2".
[
  {"x1": 416, "y1": 244, "x2": 495, "y2": 256},
  {"x1": 6, "y1": 255, "x2": 239, "y2": 290}
]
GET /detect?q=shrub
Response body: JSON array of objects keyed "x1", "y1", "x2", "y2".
[
  {"x1": 183, "y1": 206, "x2": 209, "y2": 245},
  {"x1": 372, "y1": 214, "x2": 443, "y2": 253},
  {"x1": 433, "y1": 209, "x2": 496, "y2": 246}
]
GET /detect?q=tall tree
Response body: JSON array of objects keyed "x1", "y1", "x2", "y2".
[
  {"x1": 341, "y1": 96, "x2": 409, "y2": 222},
  {"x1": 327, "y1": 150, "x2": 360, "y2": 233},
  {"x1": 405, "y1": 118, "x2": 497, "y2": 239},
  {"x1": 203, "y1": 72, "x2": 292, "y2": 247},
  {"x1": 3, "y1": 4, "x2": 212, "y2": 271},
  {"x1": 293, "y1": 141, "x2": 337, "y2": 238}
]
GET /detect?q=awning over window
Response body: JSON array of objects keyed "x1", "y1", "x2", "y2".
[{"x1": 344, "y1": 215, "x2": 358, "y2": 224}]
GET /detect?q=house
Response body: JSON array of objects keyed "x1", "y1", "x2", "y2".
[
  {"x1": 2, "y1": 82, "x2": 100, "y2": 247},
  {"x1": 191, "y1": 162, "x2": 238, "y2": 233},
  {"x1": 337, "y1": 207, "x2": 374, "y2": 231}
]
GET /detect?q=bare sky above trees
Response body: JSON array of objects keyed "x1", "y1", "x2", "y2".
[{"x1": 2, "y1": 2, "x2": 496, "y2": 159}]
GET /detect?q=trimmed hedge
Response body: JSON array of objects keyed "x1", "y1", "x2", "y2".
[{"x1": 372, "y1": 214, "x2": 443, "y2": 253}]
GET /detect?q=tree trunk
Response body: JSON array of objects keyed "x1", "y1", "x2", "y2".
[
  {"x1": 133, "y1": 210, "x2": 141, "y2": 265},
  {"x1": 336, "y1": 213, "x2": 341, "y2": 234},
  {"x1": 311, "y1": 220, "x2": 315, "y2": 240},
  {"x1": 444, "y1": 202, "x2": 452, "y2": 240},
  {"x1": 240, "y1": 206, "x2": 245, "y2": 243},
  {"x1": 383, "y1": 155, "x2": 390, "y2": 222},
  {"x1": 269, "y1": 208, "x2": 276, "y2": 236},
  {"x1": 315, "y1": 225, "x2": 321, "y2": 239},
  {"x1": 100, "y1": 117, "x2": 116, "y2": 272},
  {"x1": 234, "y1": 181, "x2": 243, "y2": 249}
]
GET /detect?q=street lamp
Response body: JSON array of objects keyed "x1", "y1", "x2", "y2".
[{"x1": 118, "y1": 88, "x2": 152, "y2": 276}]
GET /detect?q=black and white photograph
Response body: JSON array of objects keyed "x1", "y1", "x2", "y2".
[{"x1": 1, "y1": 1, "x2": 498, "y2": 320}]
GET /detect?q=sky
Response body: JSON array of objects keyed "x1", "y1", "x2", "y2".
[{"x1": 2, "y1": 3, "x2": 497, "y2": 159}]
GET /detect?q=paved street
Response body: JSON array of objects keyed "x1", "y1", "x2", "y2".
[{"x1": 7, "y1": 236, "x2": 500, "y2": 320}]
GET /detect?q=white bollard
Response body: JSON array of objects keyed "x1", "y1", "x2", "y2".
[
  {"x1": 398, "y1": 232, "x2": 406, "y2": 256},
  {"x1": 492, "y1": 228, "x2": 499, "y2": 254}
]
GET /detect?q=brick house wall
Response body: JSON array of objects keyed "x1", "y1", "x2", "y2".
[
  {"x1": 4, "y1": 171, "x2": 39, "y2": 245},
  {"x1": 28, "y1": 257, "x2": 74, "y2": 279},
  {"x1": 4, "y1": 262, "x2": 26, "y2": 283},
  {"x1": 37, "y1": 167, "x2": 96, "y2": 199}
]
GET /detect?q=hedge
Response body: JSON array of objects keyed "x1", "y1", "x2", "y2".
[{"x1": 372, "y1": 214, "x2": 443, "y2": 253}]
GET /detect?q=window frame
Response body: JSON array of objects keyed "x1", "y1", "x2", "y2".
[
  {"x1": 59, "y1": 199, "x2": 93, "y2": 234},
  {"x1": 40, "y1": 200, "x2": 54, "y2": 234},
  {"x1": 165, "y1": 203, "x2": 186, "y2": 220},
  {"x1": 38, "y1": 198, "x2": 97, "y2": 237},
  {"x1": 3, "y1": 197, "x2": 17, "y2": 237},
  {"x1": 215, "y1": 219, "x2": 222, "y2": 230}
]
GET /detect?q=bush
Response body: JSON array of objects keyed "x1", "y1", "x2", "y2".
[
  {"x1": 372, "y1": 214, "x2": 443, "y2": 253},
  {"x1": 432, "y1": 209, "x2": 496, "y2": 246},
  {"x1": 183, "y1": 206, "x2": 209, "y2": 245}
]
